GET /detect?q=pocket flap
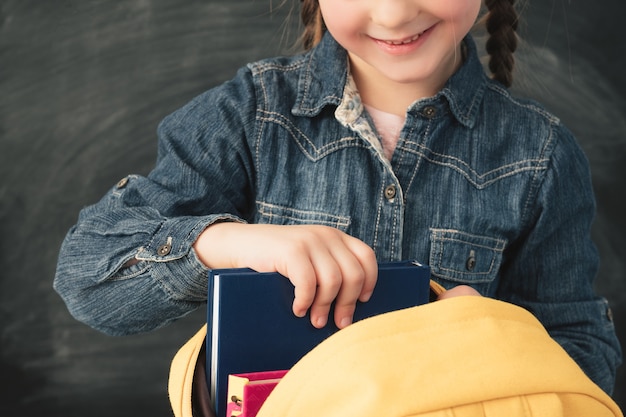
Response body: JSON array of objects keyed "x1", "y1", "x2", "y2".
[{"x1": 430, "y1": 229, "x2": 506, "y2": 284}]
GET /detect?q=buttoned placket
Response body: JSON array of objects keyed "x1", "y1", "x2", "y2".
[
  {"x1": 342, "y1": 114, "x2": 407, "y2": 261},
  {"x1": 384, "y1": 104, "x2": 439, "y2": 260},
  {"x1": 376, "y1": 168, "x2": 405, "y2": 261}
]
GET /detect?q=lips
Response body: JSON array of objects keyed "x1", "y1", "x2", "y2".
[
  {"x1": 380, "y1": 32, "x2": 423, "y2": 46},
  {"x1": 369, "y1": 24, "x2": 436, "y2": 55}
]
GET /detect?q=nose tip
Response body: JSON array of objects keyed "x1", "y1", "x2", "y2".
[{"x1": 371, "y1": 0, "x2": 418, "y2": 29}]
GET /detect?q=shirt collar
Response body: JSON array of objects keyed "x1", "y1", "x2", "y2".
[
  {"x1": 434, "y1": 35, "x2": 488, "y2": 128},
  {"x1": 292, "y1": 33, "x2": 347, "y2": 117},
  {"x1": 293, "y1": 33, "x2": 489, "y2": 129}
]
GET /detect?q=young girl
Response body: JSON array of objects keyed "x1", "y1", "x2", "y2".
[{"x1": 54, "y1": 0, "x2": 621, "y2": 395}]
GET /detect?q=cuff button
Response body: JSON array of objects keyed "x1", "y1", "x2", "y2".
[
  {"x1": 116, "y1": 177, "x2": 129, "y2": 189},
  {"x1": 157, "y1": 244, "x2": 172, "y2": 256}
]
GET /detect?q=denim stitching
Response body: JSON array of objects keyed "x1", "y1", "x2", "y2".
[
  {"x1": 257, "y1": 110, "x2": 366, "y2": 160},
  {"x1": 397, "y1": 142, "x2": 548, "y2": 188},
  {"x1": 257, "y1": 201, "x2": 351, "y2": 228}
]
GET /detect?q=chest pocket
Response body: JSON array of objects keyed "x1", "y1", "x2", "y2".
[{"x1": 429, "y1": 229, "x2": 506, "y2": 290}]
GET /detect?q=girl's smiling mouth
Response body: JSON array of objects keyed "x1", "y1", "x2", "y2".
[{"x1": 370, "y1": 24, "x2": 437, "y2": 54}]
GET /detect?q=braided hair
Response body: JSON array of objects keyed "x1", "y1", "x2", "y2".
[
  {"x1": 299, "y1": 0, "x2": 519, "y2": 87},
  {"x1": 484, "y1": 0, "x2": 519, "y2": 87}
]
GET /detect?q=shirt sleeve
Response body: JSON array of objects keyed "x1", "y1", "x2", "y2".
[
  {"x1": 53, "y1": 67, "x2": 258, "y2": 336},
  {"x1": 497, "y1": 122, "x2": 623, "y2": 395}
]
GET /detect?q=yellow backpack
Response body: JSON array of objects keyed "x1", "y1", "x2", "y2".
[{"x1": 169, "y1": 295, "x2": 623, "y2": 417}]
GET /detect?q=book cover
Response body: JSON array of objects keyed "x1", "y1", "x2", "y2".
[
  {"x1": 206, "y1": 260, "x2": 430, "y2": 417},
  {"x1": 226, "y1": 370, "x2": 289, "y2": 417}
]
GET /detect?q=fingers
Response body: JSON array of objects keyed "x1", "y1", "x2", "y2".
[
  {"x1": 204, "y1": 223, "x2": 378, "y2": 330},
  {"x1": 437, "y1": 285, "x2": 481, "y2": 300},
  {"x1": 306, "y1": 253, "x2": 343, "y2": 328},
  {"x1": 329, "y1": 234, "x2": 377, "y2": 329},
  {"x1": 285, "y1": 257, "x2": 318, "y2": 319},
  {"x1": 286, "y1": 229, "x2": 377, "y2": 330}
]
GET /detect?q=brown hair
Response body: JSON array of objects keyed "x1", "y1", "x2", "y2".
[
  {"x1": 300, "y1": 0, "x2": 324, "y2": 50},
  {"x1": 299, "y1": 0, "x2": 519, "y2": 87},
  {"x1": 483, "y1": 0, "x2": 519, "y2": 87}
]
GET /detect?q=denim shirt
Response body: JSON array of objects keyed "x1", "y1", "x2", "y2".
[{"x1": 54, "y1": 33, "x2": 621, "y2": 393}]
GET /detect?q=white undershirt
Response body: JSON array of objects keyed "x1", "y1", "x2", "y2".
[{"x1": 364, "y1": 104, "x2": 406, "y2": 160}]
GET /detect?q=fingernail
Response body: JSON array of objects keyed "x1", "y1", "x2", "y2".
[
  {"x1": 360, "y1": 291, "x2": 373, "y2": 302},
  {"x1": 314, "y1": 316, "x2": 327, "y2": 328},
  {"x1": 340, "y1": 316, "x2": 352, "y2": 329}
]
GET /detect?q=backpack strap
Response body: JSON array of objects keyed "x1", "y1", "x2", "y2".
[
  {"x1": 429, "y1": 279, "x2": 446, "y2": 299},
  {"x1": 168, "y1": 324, "x2": 214, "y2": 417}
]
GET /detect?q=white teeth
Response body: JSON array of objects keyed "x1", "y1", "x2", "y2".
[{"x1": 384, "y1": 33, "x2": 421, "y2": 45}]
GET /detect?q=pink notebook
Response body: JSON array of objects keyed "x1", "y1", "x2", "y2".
[{"x1": 226, "y1": 370, "x2": 289, "y2": 417}]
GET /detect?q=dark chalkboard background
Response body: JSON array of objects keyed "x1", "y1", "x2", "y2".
[{"x1": 1, "y1": 1, "x2": 624, "y2": 415}]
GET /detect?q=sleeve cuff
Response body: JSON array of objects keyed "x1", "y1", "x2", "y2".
[{"x1": 136, "y1": 213, "x2": 245, "y2": 301}]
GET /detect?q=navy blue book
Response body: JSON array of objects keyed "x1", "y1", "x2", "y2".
[{"x1": 206, "y1": 260, "x2": 431, "y2": 417}]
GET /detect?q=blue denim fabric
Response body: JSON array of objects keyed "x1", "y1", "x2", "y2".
[{"x1": 54, "y1": 33, "x2": 621, "y2": 394}]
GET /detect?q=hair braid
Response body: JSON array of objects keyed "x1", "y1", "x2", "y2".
[
  {"x1": 484, "y1": 0, "x2": 519, "y2": 87},
  {"x1": 300, "y1": 0, "x2": 325, "y2": 50}
]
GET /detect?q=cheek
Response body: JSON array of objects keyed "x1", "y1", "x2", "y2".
[
  {"x1": 461, "y1": 0, "x2": 482, "y2": 27},
  {"x1": 460, "y1": 0, "x2": 482, "y2": 25},
  {"x1": 319, "y1": 2, "x2": 363, "y2": 41},
  {"x1": 437, "y1": 0, "x2": 482, "y2": 25},
  {"x1": 437, "y1": 0, "x2": 482, "y2": 43}
]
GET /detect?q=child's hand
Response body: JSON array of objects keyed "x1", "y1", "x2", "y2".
[
  {"x1": 194, "y1": 223, "x2": 378, "y2": 329},
  {"x1": 437, "y1": 285, "x2": 481, "y2": 300}
]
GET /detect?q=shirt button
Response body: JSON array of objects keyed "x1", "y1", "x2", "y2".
[
  {"x1": 466, "y1": 250, "x2": 476, "y2": 271},
  {"x1": 422, "y1": 106, "x2": 437, "y2": 119},
  {"x1": 384, "y1": 185, "x2": 397, "y2": 200},
  {"x1": 157, "y1": 244, "x2": 172, "y2": 256}
]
